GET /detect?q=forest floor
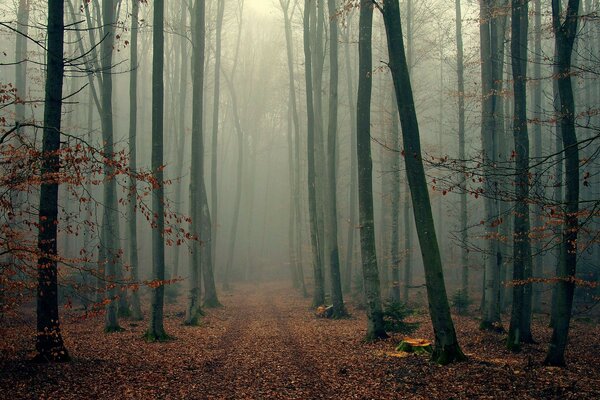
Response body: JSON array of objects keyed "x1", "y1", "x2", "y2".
[{"x1": 1, "y1": 281, "x2": 599, "y2": 399}]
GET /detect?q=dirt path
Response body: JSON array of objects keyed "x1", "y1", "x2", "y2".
[{"x1": 2, "y1": 281, "x2": 600, "y2": 399}]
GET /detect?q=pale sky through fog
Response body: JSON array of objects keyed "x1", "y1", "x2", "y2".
[{"x1": 246, "y1": 0, "x2": 281, "y2": 18}]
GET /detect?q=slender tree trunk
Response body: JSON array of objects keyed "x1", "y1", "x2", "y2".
[
  {"x1": 545, "y1": 0, "x2": 580, "y2": 367},
  {"x1": 15, "y1": 0, "x2": 28, "y2": 128},
  {"x1": 402, "y1": 0, "x2": 413, "y2": 305},
  {"x1": 382, "y1": 0, "x2": 465, "y2": 364},
  {"x1": 128, "y1": 0, "x2": 143, "y2": 321},
  {"x1": 455, "y1": 0, "x2": 469, "y2": 300},
  {"x1": 34, "y1": 0, "x2": 70, "y2": 362},
  {"x1": 479, "y1": 0, "x2": 507, "y2": 331},
  {"x1": 185, "y1": 0, "x2": 207, "y2": 326},
  {"x1": 356, "y1": 0, "x2": 387, "y2": 340},
  {"x1": 313, "y1": 0, "x2": 327, "y2": 289},
  {"x1": 389, "y1": 88, "x2": 401, "y2": 303},
  {"x1": 303, "y1": 0, "x2": 325, "y2": 307},
  {"x1": 325, "y1": 0, "x2": 347, "y2": 317},
  {"x1": 210, "y1": 0, "x2": 225, "y2": 269},
  {"x1": 146, "y1": 0, "x2": 169, "y2": 341},
  {"x1": 280, "y1": 0, "x2": 304, "y2": 293},
  {"x1": 172, "y1": 0, "x2": 189, "y2": 282},
  {"x1": 343, "y1": 22, "x2": 358, "y2": 294},
  {"x1": 222, "y1": 72, "x2": 244, "y2": 292},
  {"x1": 101, "y1": 0, "x2": 122, "y2": 333},
  {"x1": 531, "y1": 0, "x2": 543, "y2": 314},
  {"x1": 507, "y1": 0, "x2": 533, "y2": 351}
]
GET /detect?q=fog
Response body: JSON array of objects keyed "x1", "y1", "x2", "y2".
[{"x1": 1, "y1": 0, "x2": 599, "y2": 372}]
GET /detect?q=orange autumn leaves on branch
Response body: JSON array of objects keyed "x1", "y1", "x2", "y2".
[{"x1": 0, "y1": 96, "x2": 196, "y2": 317}]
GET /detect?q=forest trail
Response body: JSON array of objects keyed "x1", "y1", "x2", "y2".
[{"x1": 2, "y1": 282, "x2": 600, "y2": 399}]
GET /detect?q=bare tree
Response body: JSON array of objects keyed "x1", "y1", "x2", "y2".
[{"x1": 34, "y1": 0, "x2": 70, "y2": 363}]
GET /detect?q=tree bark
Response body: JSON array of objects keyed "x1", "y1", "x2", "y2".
[
  {"x1": 356, "y1": 0, "x2": 387, "y2": 340},
  {"x1": 146, "y1": 0, "x2": 169, "y2": 341},
  {"x1": 507, "y1": 0, "x2": 533, "y2": 351},
  {"x1": 15, "y1": 0, "x2": 28, "y2": 128},
  {"x1": 325, "y1": 0, "x2": 347, "y2": 317},
  {"x1": 343, "y1": 22, "x2": 358, "y2": 294},
  {"x1": 34, "y1": 0, "x2": 70, "y2": 362},
  {"x1": 455, "y1": 0, "x2": 469, "y2": 300},
  {"x1": 210, "y1": 0, "x2": 225, "y2": 269},
  {"x1": 128, "y1": 0, "x2": 143, "y2": 321},
  {"x1": 303, "y1": 0, "x2": 325, "y2": 307},
  {"x1": 185, "y1": 0, "x2": 208, "y2": 326},
  {"x1": 100, "y1": 0, "x2": 122, "y2": 333},
  {"x1": 545, "y1": 0, "x2": 580, "y2": 367},
  {"x1": 382, "y1": 0, "x2": 465, "y2": 364},
  {"x1": 479, "y1": 0, "x2": 507, "y2": 331}
]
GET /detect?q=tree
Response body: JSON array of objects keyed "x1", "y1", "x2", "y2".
[
  {"x1": 128, "y1": 0, "x2": 143, "y2": 321},
  {"x1": 507, "y1": 0, "x2": 533, "y2": 351},
  {"x1": 303, "y1": 0, "x2": 325, "y2": 307},
  {"x1": 100, "y1": 0, "x2": 124, "y2": 332},
  {"x1": 34, "y1": 0, "x2": 70, "y2": 363},
  {"x1": 14, "y1": 0, "x2": 28, "y2": 129},
  {"x1": 343, "y1": 19, "x2": 358, "y2": 294},
  {"x1": 210, "y1": 0, "x2": 225, "y2": 270},
  {"x1": 186, "y1": 0, "x2": 207, "y2": 325},
  {"x1": 145, "y1": 0, "x2": 169, "y2": 342},
  {"x1": 356, "y1": 0, "x2": 387, "y2": 340},
  {"x1": 279, "y1": 0, "x2": 306, "y2": 295},
  {"x1": 545, "y1": 0, "x2": 580, "y2": 367},
  {"x1": 325, "y1": 0, "x2": 347, "y2": 317},
  {"x1": 454, "y1": 0, "x2": 469, "y2": 301},
  {"x1": 380, "y1": 0, "x2": 466, "y2": 364},
  {"x1": 478, "y1": 0, "x2": 508, "y2": 332}
]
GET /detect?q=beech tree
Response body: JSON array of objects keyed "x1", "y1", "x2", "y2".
[
  {"x1": 34, "y1": 0, "x2": 70, "y2": 363},
  {"x1": 380, "y1": 0, "x2": 465, "y2": 364},
  {"x1": 546, "y1": 0, "x2": 580, "y2": 367},
  {"x1": 507, "y1": 0, "x2": 533, "y2": 351},
  {"x1": 356, "y1": 0, "x2": 387, "y2": 340},
  {"x1": 146, "y1": 0, "x2": 169, "y2": 342}
]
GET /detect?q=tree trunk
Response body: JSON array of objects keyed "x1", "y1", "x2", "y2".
[
  {"x1": 128, "y1": 0, "x2": 143, "y2": 321},
  {"x1": 172, "y1": 0, "x2": 190, "y2": 283},
  {"x1": 186, "y1": 0, "x2": 207, "y2": 326},
  {"x1": 325, "y1": 0, "x2": 347, "y2": 317},
  {"x1": 356, "y1": 0, "x2": 387, "y2": 340},
  {"x1": 222, "y1": 71, "x2": 244, "y2": 292},
  {"x1": 100, "y1": 0, "x2": 122, "y2": 333},
  {"x1": 303, "y1": 0, "x2": 325, "y2": 307},
  {"x1": 15, "y1": 0, "x2": 28, "y2": 128},
  {"x1": 280, "y1": 0, "x2": 304, "y2": 293},
  {"x1": 479, "y1": 0, "x2": 507, "y2": 331},
  {"x1": 343, "y1": 22, "x2": 358, "y2": 294},
  {"x1": 210, "y1": 0, "x2": 225, "y2": 269},
  {"x1": 507, "y1": 0, "x2": 533, "y2": 351},
  {"x1": 382, "y1": 0, "x2": 465, "y2": 364},
  {"x1": 34, "y1": 0, "x2": 70, "y2": 362},
  {"x1": 455, "y1": 0, "x2": 469, "y2": 300},
  {"x1": 545, "y1": 0, "x2": 580, "y2": 367},
  {"x1": 389, "y1": 88, "x2": 401, "y2": 303},
  {"x1": 146, "y1": 0, "x2": 169, "y2": 341},
  {"x1": 531, "y1": 0, "x2": 543, "y2": 314}
]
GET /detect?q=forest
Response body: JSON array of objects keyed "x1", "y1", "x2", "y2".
[{"x1": 0, "y1": 0, "x2": 599, "y2": 398}]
